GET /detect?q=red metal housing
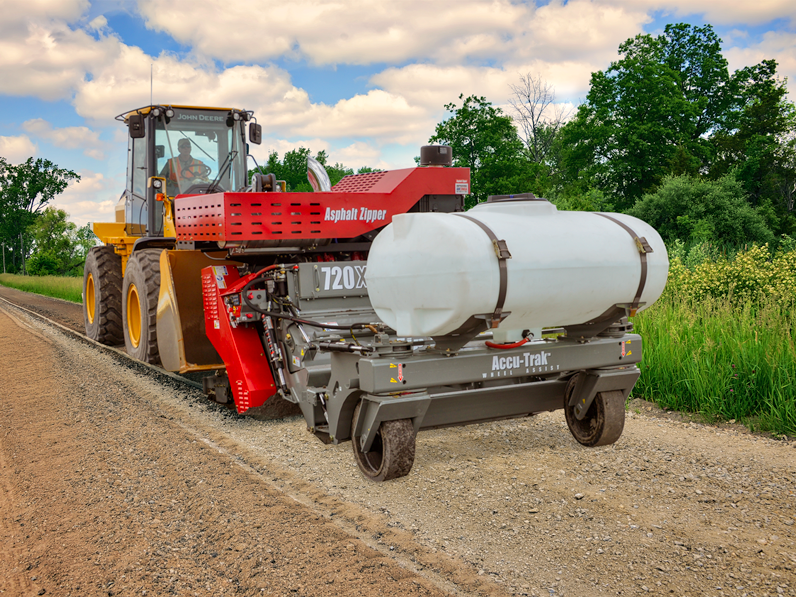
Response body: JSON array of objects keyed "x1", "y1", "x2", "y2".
[
  {"x1": 202, "y1": 265, "x2": 277, "y2": 413},
  {"x1": 174, "y1": 167, "x2": 470, "y2": 242}
]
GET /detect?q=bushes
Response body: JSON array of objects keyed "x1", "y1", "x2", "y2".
[
  {"x1": 665, "y1": 240, "x2": 796, "y2": 306},
  {"x1": 628, "y1": 174, "x2": 775, "y2": 246},
  {"x1": 632, "y1": 242, "x2": 796, "y2": 436}
]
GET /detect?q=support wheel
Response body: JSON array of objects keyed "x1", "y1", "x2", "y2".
[
  {"x1": 565, "y1": 389, "x2": 625, "y2": 447},
  {"x1": 122, "y1": 249, "x2": 163, "y2": 364},
  {"x1": 83, "y1": 246, "x2": 123, "y2": 345},
  {"x1": 351, "y1": 402, "x2": 415, "y2": 482}
]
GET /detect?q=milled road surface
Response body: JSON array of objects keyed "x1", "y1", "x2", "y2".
[{"x1": 1, "y1": 286, "x2": 795, "y2": 597}]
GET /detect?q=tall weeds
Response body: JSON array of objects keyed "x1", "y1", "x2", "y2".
[{"x1": 632, "y1": 239, "x2": 796, "y2": 436}]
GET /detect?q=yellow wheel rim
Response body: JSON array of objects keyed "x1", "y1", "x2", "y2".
[
  {"x1": 86, "y1": 273, "x2": 96, "y2": 325},
  {"x1": 126, "y1": 283, "x2": 141, "y2": 348}
]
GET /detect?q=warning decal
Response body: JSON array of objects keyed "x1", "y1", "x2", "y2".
[{"x1": 212, "y1": 266, "x2": 229, "y2": 289}]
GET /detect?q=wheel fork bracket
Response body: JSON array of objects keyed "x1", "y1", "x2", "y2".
[
  {"x1": 568, "y1": 368, "x2": 641, "y2": 420},
  {"x1": 356, "y1": 394, "x2": 431, "y2": 452}
]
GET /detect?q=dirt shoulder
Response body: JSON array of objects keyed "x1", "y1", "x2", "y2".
[
  {"x1": 0, "y1": 306, "x2": 485, "y2": 597},
  {"x1": 0, "y1": 285, "x2": 85, "y2": 334}
]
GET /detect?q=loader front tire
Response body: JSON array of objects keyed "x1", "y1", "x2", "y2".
[
  {"x1": 83, "y1": 246, "x2": 123, "y2": 345},
  {"x1": 352, "y1": 401, "x2": 415, "y2": 482},
  {"x1": 122, "y1": 249, "x2": 163, "y2": 364},
  {"x1": 565, "y1": 389, "x2": 625, "y2": 447}
]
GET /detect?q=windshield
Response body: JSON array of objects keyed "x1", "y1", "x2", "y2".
[{"x1": 155, "y1": 108, "x2": 247, "y2": 195}]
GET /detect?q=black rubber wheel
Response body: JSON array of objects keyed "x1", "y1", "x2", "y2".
[
  {"x1": 565, "y1": 388, "x2": 626, "y2": 447},
  {"x1": 351, "y1": 401, "x2": 415, "y2": 482},
  {"x1": 83, "y1": 246, "x2": 123, "y2": 345},
  {"x1": 122, "y1": 249, "x2": 163, "y2": 364}
]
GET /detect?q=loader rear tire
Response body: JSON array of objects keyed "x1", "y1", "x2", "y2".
[
  {"x1": 122, "y1": 249, "x2": 163, "y2": 364},
  {"x1": 83, "y1": 246, "x2": 123, "y2": 345},
  {"x1": 565, "y1": 389, "x2": 625, "y2": 447},
  {"x1": 352, "y1": 401, "x2": 415, "y2": 482}
]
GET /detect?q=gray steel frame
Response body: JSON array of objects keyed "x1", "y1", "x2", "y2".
[
  {"x1": 272, "y1": 260, "x2": 644, "y2": 455},
  {"x1": 319, "y1": 336, "x2": 641, "y2": 452}
]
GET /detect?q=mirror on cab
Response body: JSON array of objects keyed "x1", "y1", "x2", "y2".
[
  {"x1": 249, "y1": 122, "x2": 262, "y2": 145},
  {"x1": 128, "y1": 113, "x2": 145, "y2": 139}
]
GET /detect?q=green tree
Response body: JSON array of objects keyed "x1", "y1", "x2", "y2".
[
  {"x1": 628, "y1": 174, "x2": 774, "y2": 245},
  {"x1": 314, "y1": 150, "x2": 354, "y2": 187},
  {"x1": 430, "y1": 95, "x2": 542, "y2": 208},
  {"x1": 26, "y1": 207, "x2": 95, "y2": 276},
  {"x1": 559, "y1": 24, "x2": 733, "y2": 209},
  {"x1": 0, "y1": 157, "x2": 80, "y2": 273},
  {"x1": 252, "y1": 148, "x2": 355, "y2": 191},
  {"x1": 710, "y1": 59, "x2": 796, "y2": 225}
]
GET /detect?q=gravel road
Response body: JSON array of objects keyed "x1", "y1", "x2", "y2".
[{"x1": 1, "y1": 288, "x2": 795, "y2": 597}]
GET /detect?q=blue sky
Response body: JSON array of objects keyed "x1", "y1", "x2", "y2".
[{"x1": 1, "y1": 0, "x2": 794, "y2": 226}]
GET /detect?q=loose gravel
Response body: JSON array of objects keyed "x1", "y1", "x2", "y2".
[{"x1": 1, "y1": 290, "x2": 795, "y2": 597}]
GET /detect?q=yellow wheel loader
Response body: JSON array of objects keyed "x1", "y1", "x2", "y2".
[{"x1": 83, "y1": 103, "x2": 668, "y2": 481}]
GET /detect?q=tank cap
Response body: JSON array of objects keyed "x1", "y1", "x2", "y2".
[
  {"x1": 487, "y1": 192, "x2": 546, "y2": 203},
  {"x1": 420, "y1": 145, "x2": 453, "y2": 166}
]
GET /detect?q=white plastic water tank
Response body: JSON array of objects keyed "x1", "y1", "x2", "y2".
[{"x1": 365, "y1": 199, "x2": 668, "y2": 341}]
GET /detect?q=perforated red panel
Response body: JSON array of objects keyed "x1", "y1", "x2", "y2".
[
  {"x1": 175, "y1": 193, "x2": 226, "y2": 242},
  {"x1": 202, "y1": 266, "x2": 277, "y2": 413},
  {"x1": 331, "y1": 171, "x2": 388, "y2": 192},
  {"x1": 175, "y1": 166, "x2": 469, "y2": 242}
]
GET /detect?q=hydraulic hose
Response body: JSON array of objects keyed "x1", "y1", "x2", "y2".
[
  {"x1": 485, "y1": 338, "x2": 530, "y2": 350},
  {"x1": 240, "y1": 265, "x2": 373, "y2": 331}
]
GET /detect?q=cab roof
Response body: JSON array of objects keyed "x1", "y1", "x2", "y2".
[{"x1": 115, "y1": 105, "x2": 238, "y2": 123}]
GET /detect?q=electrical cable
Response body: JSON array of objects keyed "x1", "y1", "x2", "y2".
[
  {"x1": 202, "y1": 251, "x2": 230, "y2": 261},
  {"x1": 239, "y1": 265, "x2": 373, "y2": 331}
]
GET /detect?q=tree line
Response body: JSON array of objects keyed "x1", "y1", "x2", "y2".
[
  {"x1": 431, "y1": 23, "x2": 796, "y2": 247},
  {"x1": 0, "y1": 157, "x2": 92, "y2": 276}
]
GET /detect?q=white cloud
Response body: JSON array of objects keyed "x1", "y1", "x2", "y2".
[
  {"x1": 72, "y1": 48, "x2": 307, "y2": 126},
  {"x1": 370, "y1": 61, "x2": 592, "y2": 123},
  {"x1": 51, "y1": 170, "x2": 120, "y2": 227},
  {"x1": 0, "y1": 19, "x2": 121, "y2": 101},
  {"x1": 73, "y1": 51, "x2": 432, "y2": 145},
  {"x1": 138, "y1": 0, "x2": 528, "y2": 65},
  {"x1": 288, "y1": 90, "x2": 431, "y2": 143},
  {"x1": 0, "y1": 0, "x2": 88, "y2": 30},
  {"x1": 22, "y1": 118, "x2": 112, "y2": 160},
  {"x1": 0, "y1": 135, "x2": 38, "y2": 163},
  {"x1": 724, "y1": 31, "x2": 796, "y2": 99},
  {"x1": 333, "y1": 142, "x2": 394, "y2": 171},
  {"x1": 506, "y1": 0, "x2": 648, "y2": 65},
  {"x1": 134, "y1": 0, "x2": 656, "y2": 69},
  {"x1": 603, "y1": 0, "x2": 796, "y2": 26}
]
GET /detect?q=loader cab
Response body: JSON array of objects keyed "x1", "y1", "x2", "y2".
[{"x1": 119, "y1": 105, "x2": 259, "y2": 237}]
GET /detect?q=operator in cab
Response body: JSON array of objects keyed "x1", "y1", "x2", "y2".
[{"x1": 161, "y1": 138, "x2": 209, "y2": 195}]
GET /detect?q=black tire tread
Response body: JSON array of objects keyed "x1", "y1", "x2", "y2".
[
  {"x1": 351, "y1": 402, "x2": 416, "y2": 482},
  {"x1": 122, "y1": 249, "x2": 163, "y2": 365},
  {"x1": 565, "y1": 386, "x2": 626, "y2": 447},
  {"x1": 83, "y1": 246, "x2": 123, "y2": 345}
]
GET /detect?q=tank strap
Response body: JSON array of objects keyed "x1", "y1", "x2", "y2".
[
  {"x1": 454, "y1": 214, "x2": 511, "y2": 328},
  {"x1": 594, "y1": 213, "x2": 654, "y2": 316}
]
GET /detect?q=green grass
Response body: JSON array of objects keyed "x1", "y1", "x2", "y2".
[
  {"x1": 0, "y1": 273, "x2": 83, "y2": 304},
  {"x1": 632, "y1": 292, "x2": 796, "y2": 437}
]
